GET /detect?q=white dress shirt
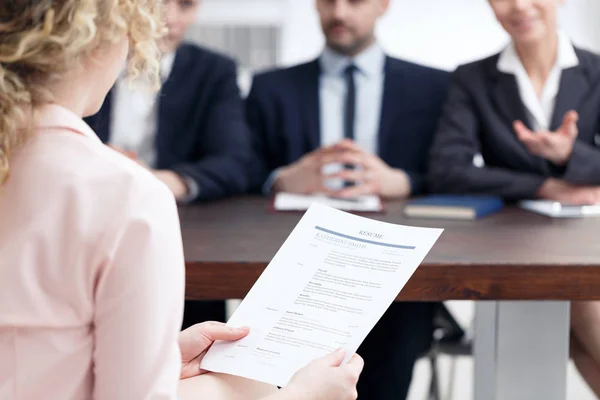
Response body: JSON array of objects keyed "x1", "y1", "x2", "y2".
[
  {"x1": 497, "y1": 31, "x2": 579, "y2": 131},
  {"x1": 319, "y1": 42, "x2": 385, "y2": 153},
  {"x1": 0, "y1": 104, "x2": 184, "y2": 399},
  {"x1": 110, "y1": 53, "x2": 175, "y2": 167},
  {"x1": 319, "y1": 43, "x2": 385, "y2": 189}
]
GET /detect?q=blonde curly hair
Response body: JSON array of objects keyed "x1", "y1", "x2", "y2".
[{"x1": 0, "y1": 0, "x2": 165, "y2": 184}]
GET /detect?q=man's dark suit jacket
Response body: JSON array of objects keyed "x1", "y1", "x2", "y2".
[
  {"x1": 246, "y1": 56, "x2": 450, "y2": 194},
  {"x1": 86, "y1": 43, "x2": 252, "y2": 202},
  {"x1": 429, "y1": 48, "x2": 600, "y2": 199}
]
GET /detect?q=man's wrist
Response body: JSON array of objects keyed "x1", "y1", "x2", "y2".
[
  {"x1": 273, "y1": 166, "x2": 290, "y2": 193},
  {"x1": 153, "y1": 170, "x2": 189, "y2": 200},
  {"x1": 387, "y1": 168, "x2": 411, "y2": 199}
]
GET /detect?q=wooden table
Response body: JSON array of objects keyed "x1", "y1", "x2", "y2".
[
  {"x1": 180, "y1": 196, "x2": 600, "y2": 400},
  {"x1": 181, "y1": 196, "x2": 600, "y2": 301}
]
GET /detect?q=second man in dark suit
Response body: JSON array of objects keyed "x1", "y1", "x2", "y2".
[
  {"x1": 87, "y1": 0, "x2": 252, "y2": 204},
  {"x1": 247, "y1": 0, "x2": 450, "y2": 398},
  {"x1": 87, "y1": 0, "x2": 254, "y2": 327}
]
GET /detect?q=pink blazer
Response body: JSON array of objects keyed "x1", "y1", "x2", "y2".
[{"x1": 0, "y1": 105, "x2": 185, "y2": 399}]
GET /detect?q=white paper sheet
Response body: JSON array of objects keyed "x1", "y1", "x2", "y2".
[
  {"x1": 273, "y1": 192, "x2": 383, "y2": 212},
  {"x1": 200, "y1": 203, "x2": 443, "y2": 387},
  {"x1": 519, "y1": 200, "x2": 600, "y2": 218}
]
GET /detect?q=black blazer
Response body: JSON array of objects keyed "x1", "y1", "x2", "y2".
[
  {"x1": 429, "y1": 47, "x2": 600, "y2": 200},
  {"x1": 246, "y1": 56, "x2": 450, "y2": 194},
  {"x1": 86, "y1": 43, "x2": 252, "y2": 201}
]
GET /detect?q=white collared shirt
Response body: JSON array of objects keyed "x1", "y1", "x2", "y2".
[
  {"x1": 110, "y1": 53, "x2": 175, "y2": 167},
  {"x1": 497, "y1": 31, "x2": 579, "y2": 131},
  {"x1": 319, "y1": 43, "x2": 386, "y2": 189}
]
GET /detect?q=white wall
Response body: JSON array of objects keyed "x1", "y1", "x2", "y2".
[
  {"x1": 279, "y1": 0, "x2": 600, "y2": 70},
  {"x1": 376, "y1": 0, "x2": 507, "y2": 70},
  {"x1": 197, "y1": 0, "x2": 283, "y2": 25},
  {"x1": 561, "y1": 0, "x2": 600, "y2": 54},
  {"x1": 279, "y1": 0, "x2": 323, "y2": 65}
]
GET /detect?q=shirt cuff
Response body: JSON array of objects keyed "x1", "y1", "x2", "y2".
[
  {"x1": 262, "y1": 168, "x2": 282, "y2": 196},
  {"x1": 178, "y1": 175, "x2": 200, "y2": 204}
]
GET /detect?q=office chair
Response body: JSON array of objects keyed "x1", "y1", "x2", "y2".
[{"x1": 426, "y1": 303, "x2": 472, "y2": 400}]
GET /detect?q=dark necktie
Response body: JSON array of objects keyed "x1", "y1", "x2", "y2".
[
  {"x1": 344, "y1": 64, "x2": 357, "y2": 141},
  {"x1": 343, "y1": 64, "x2": 357, "y2": 187}
]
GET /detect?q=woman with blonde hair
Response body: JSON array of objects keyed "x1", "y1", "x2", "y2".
[{"x1": 0, "y1": 1, "x2": 362, "y2": 399}]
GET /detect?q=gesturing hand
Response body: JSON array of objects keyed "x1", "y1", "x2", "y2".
[{"x1": 514, "y1": 110, "x2": 579, "y2": 166}]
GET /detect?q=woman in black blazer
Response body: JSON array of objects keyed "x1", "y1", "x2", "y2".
[{"x1": 429, "y1": 0, "x2": 600, "y2": 394}]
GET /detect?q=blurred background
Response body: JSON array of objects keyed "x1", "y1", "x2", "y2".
[{"x1": 186, "y1": 0, "x2": 600, "y2": 92}]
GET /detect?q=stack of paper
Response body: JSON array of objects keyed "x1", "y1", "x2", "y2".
[
  {"x1": 201, "y1": 203, "x2": 442, "y2": 386},
  {"x1": 273, "y1": 192, "x2": 383, "y2": 213}
]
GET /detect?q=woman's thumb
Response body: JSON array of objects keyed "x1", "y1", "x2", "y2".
[{"x1": 316, "y1": 348, "x2": 346, "y2": 367}]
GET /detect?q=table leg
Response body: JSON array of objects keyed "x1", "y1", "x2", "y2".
[{"x1": 474, "y1": 301, "x2": 570, "y2": 400}]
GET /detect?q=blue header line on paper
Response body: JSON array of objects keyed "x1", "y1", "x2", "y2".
[{"x1": 315, "y1": 226, "x2": 416, "y2": 250}]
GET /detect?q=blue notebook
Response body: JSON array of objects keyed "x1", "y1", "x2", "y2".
[{"x1": 404, "y1": 195, "x2": 504, "y2": 220}]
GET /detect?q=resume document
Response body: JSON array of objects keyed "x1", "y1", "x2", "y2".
[{"x1": 201, "y1": 203, "x2": 443, "y2": 386}]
